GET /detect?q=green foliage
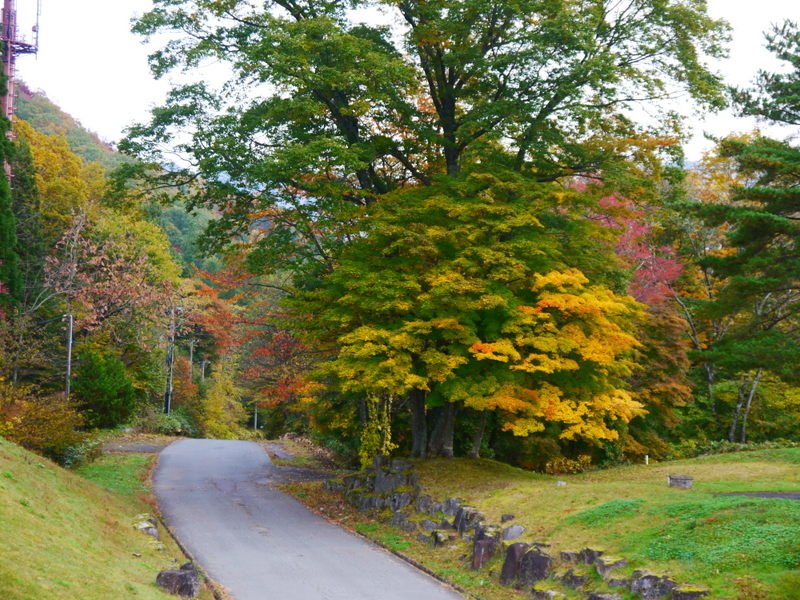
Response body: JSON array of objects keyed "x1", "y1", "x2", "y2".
[
  {"x1": 0, "y1": 116, "x2": 21, "y2": 304},
  {"x1": 15, "y1": 85, "x2": 127, "y2": 170},
  {"x1": 73, "y1": 349, "x2": 137, "y2": 429},
  {"x1": 132, "y1": 405, "x2": 198, "y2": 437}
]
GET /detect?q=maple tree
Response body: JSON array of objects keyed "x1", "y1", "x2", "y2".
[{"x1": 291, "y1": 169, "x2": 645, "y2": 462}]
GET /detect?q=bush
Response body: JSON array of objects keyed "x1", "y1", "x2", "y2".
[
  {"x1": 73, "y1": 348, "x2": 137, "y2": 429},
  {"x1": 544, "y1": 454, "x2": 593, "y2": 475},
  {"x1": 132, "y1": 405, "x2": 198, "y2": 437},
  {"x1": 0, "y1": 381, "x2": 86, "y2": 463},
  {"x1": 54, "y1": 436, "x2": 104, "y2": 468}
]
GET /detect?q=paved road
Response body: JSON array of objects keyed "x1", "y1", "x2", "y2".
[{"x1": 154, "y1": 439, "x2": 463, "y2": 600}]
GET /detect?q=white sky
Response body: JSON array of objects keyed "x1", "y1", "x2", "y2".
[{"x1": 15, "y1": 0, "x2": 800, "y2": 161}]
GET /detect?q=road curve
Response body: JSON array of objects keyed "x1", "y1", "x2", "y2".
[{"x1": 154, "y1": 439, "x2": 463, "y2": 600}]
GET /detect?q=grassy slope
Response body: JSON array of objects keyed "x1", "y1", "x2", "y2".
[
  {"x1": 413, "y1": 450, "x2": 800, "y2": 598},
  {"x1": 0, "y1": 437, "x2": 200, "y2": 600}
]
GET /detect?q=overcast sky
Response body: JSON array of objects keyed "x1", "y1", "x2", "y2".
[{"x1": 15, "y1": 0, "x2": 800, "y2": 161}]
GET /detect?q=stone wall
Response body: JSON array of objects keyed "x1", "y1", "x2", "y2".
[{"x1": 324, "y1": 459, "x2": 710, "y2": 600}]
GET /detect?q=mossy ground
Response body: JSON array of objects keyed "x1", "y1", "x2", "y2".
[
  {"x1": 285, "y1": 449, "x2": 800, "y2": 599},
  {"x1": 0, "y1": 437, "x2": 213, "y2": 600}
]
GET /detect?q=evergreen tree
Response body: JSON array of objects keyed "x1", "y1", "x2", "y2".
[{"x1": 0, "y1": 70, "x2": 22, "y2": 305}]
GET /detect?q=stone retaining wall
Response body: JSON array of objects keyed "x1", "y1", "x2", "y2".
[{"x1": 324, "y1": 458, "x2": 710, "y2": 600}]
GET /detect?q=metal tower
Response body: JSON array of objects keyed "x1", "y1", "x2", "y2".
[{"x1": 1, "y1": 0, "x2": 39, "y2": 122}]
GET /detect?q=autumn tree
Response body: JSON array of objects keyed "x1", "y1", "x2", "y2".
[{"x1": 290, "y1": 170, "x2": 645, "y2": 462}]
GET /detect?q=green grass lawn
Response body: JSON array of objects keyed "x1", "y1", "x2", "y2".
[
  {"x1": 0, "y1": 437, "x2": 211, "y2": 600},
  {"x1": 412, "y1": 450, "x2": 800, "y2": 598}
]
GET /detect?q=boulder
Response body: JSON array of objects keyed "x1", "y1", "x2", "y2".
[
  {"x1": 595, "y1": 556, "x2": 627, "y2": 578},
  {"x1": 501, "y1": 513, "x2": 515, "y2": 523},
  {"x1": 561, "y1": 569, "x2": 588, "y2": 589},
  {"x1": 471, "y1": 537, "x2": 499, "y2": 569},
  {"x1": 432, "y1": 530, "x2": 449, "y2": 547},
  {"x1": 454, "y1": 506, "x2": 482, "y2": 536},
  {"x1": 387, "y1": 491, "x2": 413, "y2": 512},
  {"x1": 499, "y1": 542, "x2": 530, "y2": 585},
  {"x1": 587, "y1": 594, "x2": 622, "y2": 600},
  {"x1": 389, "y1": 511, "x2": 417, "y2": 532},
  {"x1": 630, "y1": 570, "x2": 677, "y2": 599},
  {"x1": 420, "y1": 519, "x2": 439, "y2": 532},
  {"x1": 156, "y1": 563, "x2": 201, "y2": 598},
  {"x1": 578, "y1": 547, "x2": 604, "y2": 564},
  {"x1": 415, "y1": 494, "x2": 433, "y2": 514},
  {"x1": 443, "y1": 497, "x2": 462, "y2": 516},
  {"x1": 135, "y1": 517, "x2": 159, "y2": 540},
  {"x1": 502, "y1": 524, "x2": 526, "y2": 541},
  {"x1": 516, "y1": 548, "x2": 552, "y2": 586}
]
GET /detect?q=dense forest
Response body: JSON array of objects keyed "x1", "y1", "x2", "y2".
[{"x1": 1, "y1": 0, "x2": 799, "y2": 472}]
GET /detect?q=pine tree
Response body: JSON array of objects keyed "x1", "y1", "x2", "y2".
[{"x1": 0, "y1": 74, "x2": 22, "y2": 305}]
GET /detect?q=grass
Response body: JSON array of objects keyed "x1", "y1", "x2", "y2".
[
  {"x1": 0, "y1": 437, "x2": 212, "y2": 600},
  {"x1": 411, "y1": 449, "x2": 800, "y2": 598}
]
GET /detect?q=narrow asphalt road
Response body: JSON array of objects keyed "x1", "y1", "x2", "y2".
[{"x1": 154, "y1": 439, "x2": 463, "y2": 600}]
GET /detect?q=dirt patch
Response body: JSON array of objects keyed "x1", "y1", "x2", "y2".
[{"x1": 719, "y1": 491, "x2": 800, "y2": 500}]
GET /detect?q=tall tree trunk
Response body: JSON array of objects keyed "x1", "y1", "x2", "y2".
[
  {"x1": 728, "y1": 375, "x2": 747, "y2": 443},
  {"x1": 468, "y1": 411, "x2": 488, "y2": 459},
  {"x1": 440, "y1": 403, "x2": 457, "y2": 458},
  {"x1": 739, "y1": 369, "x2": 763, "y2": 444},
  {"x1": 65, "y1": 309, "x2": 73, "y2": 399},
  {"x1": 705, "y1": 363, "x2": 717, "y2": 423},
  {"x1": 427, "y1": 406, "x2": 445, "y2": 456},
  {"x1": 410, "y1": 390, "x2": 427, "y2": 458}
]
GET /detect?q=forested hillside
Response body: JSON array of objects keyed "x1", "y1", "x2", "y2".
[{"x1": 1, "y1": 2, "x2": 799, "y2": 476}]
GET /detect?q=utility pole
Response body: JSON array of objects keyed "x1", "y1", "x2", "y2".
[
  {"x1": 65, "y1": 310, "x2": 73, "y2": 398},
  {"x1": 163, "y1": 304, "x2": 176, "y2": 414}
]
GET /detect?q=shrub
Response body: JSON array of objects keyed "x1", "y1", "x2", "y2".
[
  {"x1": 132, "y1": 405, "x2": 198, "y2": 437},
  {"x1": 73, "y1": 348, "x2": 137, "y2": 428},
  {"x1": 0, "y1": 381, "x2": 86, "y2": 462},
  {"x1": 545, "y1": 454, "x2": 593, "y2": 475}
]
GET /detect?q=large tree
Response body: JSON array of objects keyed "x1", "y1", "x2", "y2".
[{"x1": 124, "y1": 0, "x2": 728, "y2": 267}]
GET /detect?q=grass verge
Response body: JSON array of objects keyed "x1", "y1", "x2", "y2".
[{"x1": 0, "y1": 437, "x2": 213, "y2": 600}]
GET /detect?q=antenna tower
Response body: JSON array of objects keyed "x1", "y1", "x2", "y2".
[{"x1": 1, "y1": 0, "x2": 40, "y2": 123}]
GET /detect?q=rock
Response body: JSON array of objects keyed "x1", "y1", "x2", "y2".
[
  {"x1": 587, "y1": 594, "x2": 622, "y2": 600},
  {"x1": 608, "y1": 577, "x2": 631, "y2": 588},
  {"x1": 667, "y1": 474, "x2": 694, "y2": 489},
  {"x1": 373, "y1": 470, "x2": 410, "y2": 494},
  {"x1": 502, "y1": 524, "x2": 526, "y2": 541},
  {"x1": 595, "y1": 556, "x2": 627, "y2": 578},
  {"x1": 432, "y1": 530, "x2": 449, "y2": 547},
  {"x1": 516, "y1": 548, "x2": 552, "y2": 586},
  {"x1": 578, "y1": 547, "x2": 604, "y2": 564},
  {"x1": 323, "y1": 479, "x2": 345, "y2": 493},
  {"x1": 474, "y1": 525, "x2": 500, "y2": 543},
  {"x1": 415, "y1": 494, "x2": 433, "y2": 514},
  {"x1": 417, "y1": 532, "x2": 430, "y2": 544},
  {"x1": 499, "y1": 542, "x2": 530, "y2": 585},
  {"x1": 671, "y1": 586, "x2": 709, "y2": 599},
  {"x1": 471, "y1": 538, "x2": 498, "y2": 570},
  {"x1": 532, "y1": 590, "x2": 565, "y2": 599},
  {"x1": 443, "y1": 497, "x2": 462, "y2": 516},
  {"x1": 560, "y1": 550, "x2": 581, "y2": 563},
  {"x1": 561, "y1": 569, "x2": 588, "y2": 589},
  {"x1": 156, "y1": 563, "x2": 201, "y2": 598},
  {"x1": 389, "y1": 511, "x2": 417, "y2": 532},
  {"x1": 387, "y1": 491, "x2": 413, "y2": 512},
  {"x1": 440, "y1": 518, "x2": 454, "y2": 529},
  {"x1": 630, "y1": 570, "x2": 677, "y2": 599},
  {"x1": 454, "y1": 506, "x2": 482, "y2": 536},
  {"x1": 556, "y1": 480, "x2": 567, "y2": 487},
  {"x1": 420, "y1": 519, "x2": 439, "y2": 531},
  {"x1": 501, "y1": 513, "x2": 515, "y2": 523},
  {"x1": 135, "y1": 516, "x2": 159, "y2": 540}
]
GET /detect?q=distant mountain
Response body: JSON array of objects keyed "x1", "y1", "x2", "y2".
[{"x1": 15, "y1": 83, "x2": 127, "y2": 170}]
